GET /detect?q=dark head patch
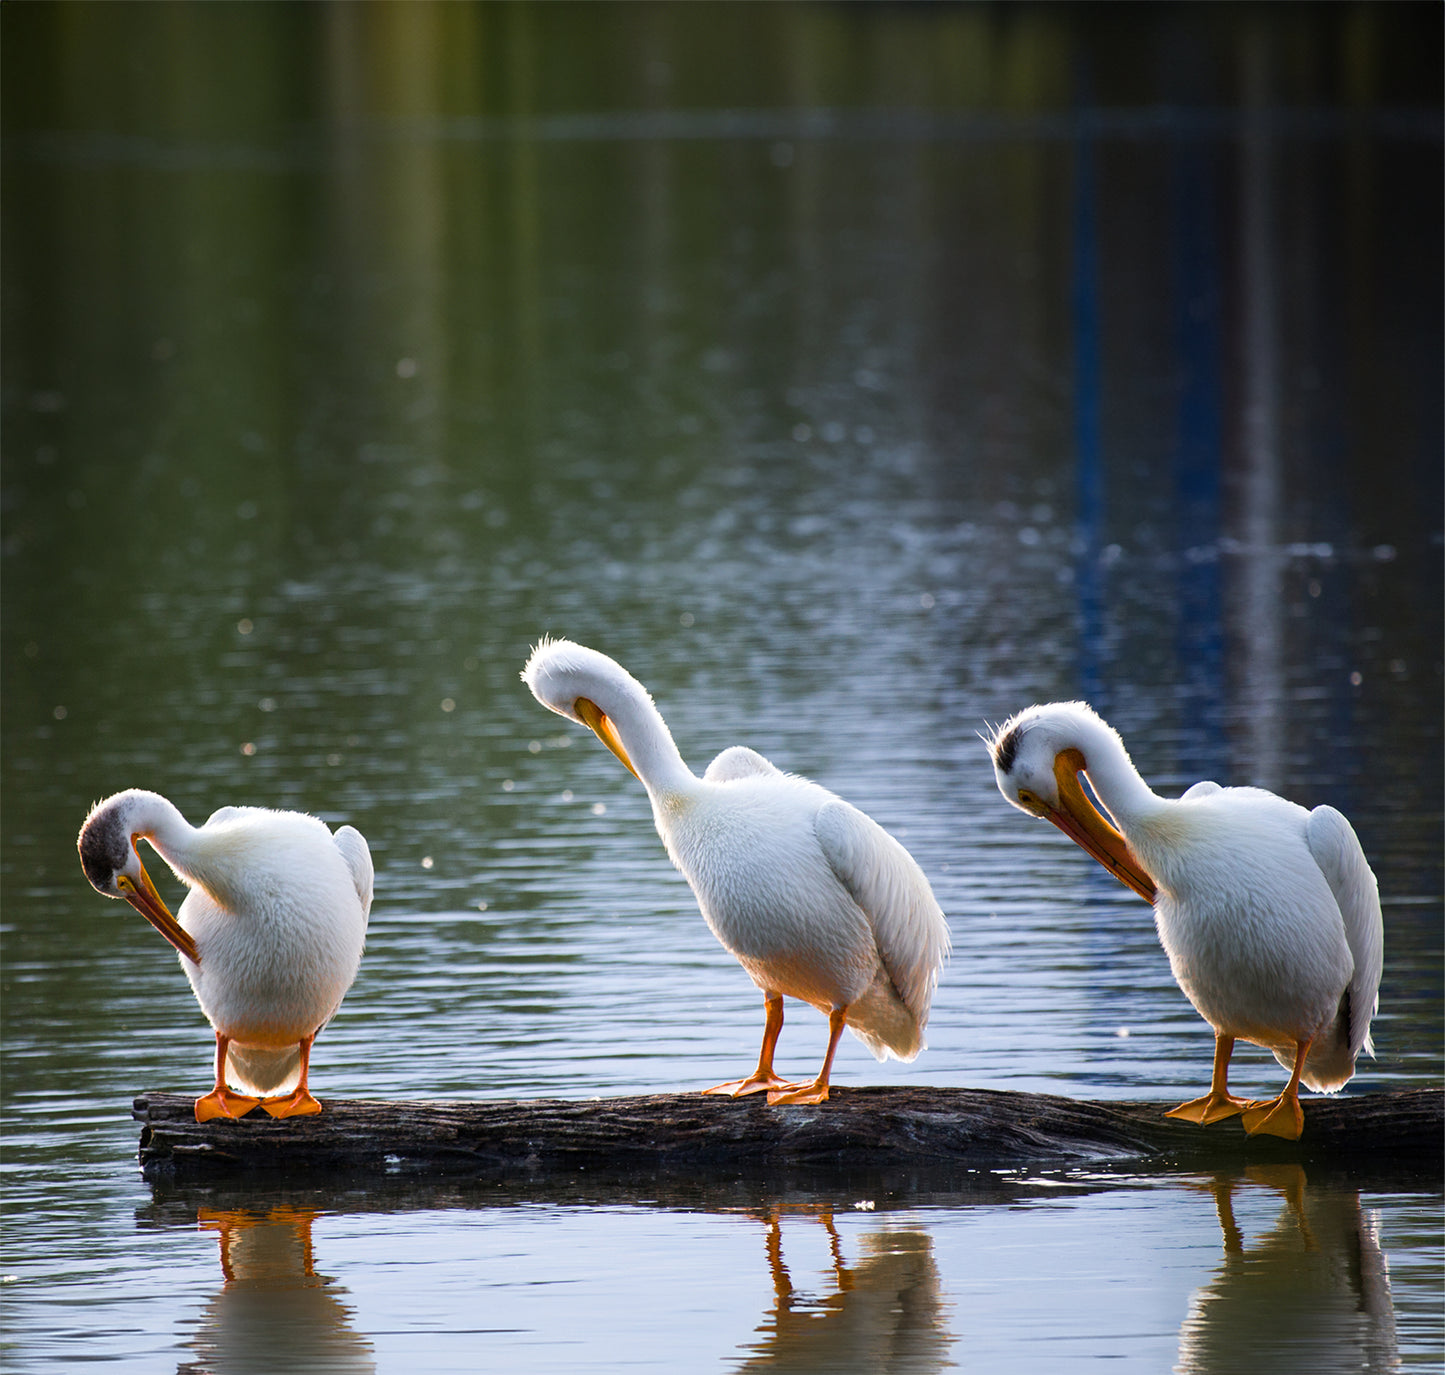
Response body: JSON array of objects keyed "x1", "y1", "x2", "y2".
[
  {"x1": 78, "y1": 804, "x2": 131, "y2": 891},
  {"x1": 991, "y1": 723, "x2": 1022, "y2": 774}
]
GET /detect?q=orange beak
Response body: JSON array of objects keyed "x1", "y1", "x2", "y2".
[
  {"x1": 574, "y1": 697, "x2": 640, "y2": 781},
  {"x1": 1043, "y1": 750, "x2": 1158, "y2": 904},
  {"x1": 118, "y1": 856, "x2": 201, "y2": 964}
]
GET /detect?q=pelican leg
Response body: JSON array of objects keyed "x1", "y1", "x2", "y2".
[
  {"x1": 767, "y1": 1007, "x2": 848, "y2": 1106},
  {"x1": 764, "y1": 1213, "x2": 792, "y2": 1307},
  {"x1": 1241, "y1": 1039, "x2": 1310, "y2": 1140},
  {"x1": 194, "y1": 1034, "x2": 262, "y2": 1123},
  {"x1": 261, "y1": 1034, "x2": 324, "y2": 1118},
  {"x1": 704, "y1": 995, "x2": 805, "y2": 1097},
  {"x1": 1206, "y1": 1175, "x2": 1246, "y2": 1255},
  {"x1": 822, "y1": 1212, "x2": 853, "y2": 1292},
  {"x1": 1164, "y1": 1034, "x2": 1250, "y2": 1125}
]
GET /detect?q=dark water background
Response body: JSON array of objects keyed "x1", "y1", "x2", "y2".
[{"x1": 3, "y1": 4, "x2": 1440, "y2": 1371}]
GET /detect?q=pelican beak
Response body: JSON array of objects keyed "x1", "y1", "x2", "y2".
[
  {"x1": 1044, "y1": 750, "x2": 1158, "y2": 904},
  {"x1": 574, "y1": 697, "x2": 640, "y2": 781},
  {"x1": 118, "y1": 858, "x2": 201, "y2": 964}
]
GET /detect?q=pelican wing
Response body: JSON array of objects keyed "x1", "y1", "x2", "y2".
[
  {"x1": 814, "y1": 800, "x2": 950, "y2": 1023},
  {"x1": 1181, "y1": 780, "x2": 1222, "y2": 800},
  {"x1": 1305, "y1": 805, "x2": 1383, "y2": 1059},
  {"x1": 703, "y1": 746, "x2": 782, "y2": 783},
  {"x1": 333, "y1": 825, "x2": 375, "y2": 927}
]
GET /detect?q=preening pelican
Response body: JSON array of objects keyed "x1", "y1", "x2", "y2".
[
  {"x1": 523, "y1": 638, "x2": 950, "y2": 1105},
  {"x1": 78, "y1": 789, "x2": 372, "y2": 1122},
  {"x1": 988, "y1": 702, "x2": 1382, "y2": 1140}
]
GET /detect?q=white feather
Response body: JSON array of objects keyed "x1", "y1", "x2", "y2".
[
  {"x1": 524, "y1": 639, "x2": 950, "y2": 1076},
  {"x1": 990, "y1": 702, "x2": 1383, "y2": 1097},
  {"x1": 79, "y1": 790, "x2": 370, "y2": 1097}
]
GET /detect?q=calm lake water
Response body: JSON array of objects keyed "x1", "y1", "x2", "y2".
[{"x1": 3, "y1": 4, "x2": 1441, "y2": 1371}]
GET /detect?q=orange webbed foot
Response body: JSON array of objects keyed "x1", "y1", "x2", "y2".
[
  {"x1": 1241, "y1": 1094, "x2": 1304, "y2": 1140},
  {"x1": 194, "y1": 1089, "x2": 262, "y2": 1123},
  {"x1": 1164, "y1": 1091, "x2": 1250, "y2": 1126},
  {"x1": 702, "y1": 1072, "x2": 805, "y2": 1098},
  {"x1": 260, "y1": 1089, "x2": 324, "y2": 1119},
  {"x1": 766, "y1": 1081, "x2": 830, "y2": 1106}
]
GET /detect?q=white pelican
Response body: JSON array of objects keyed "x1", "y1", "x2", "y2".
[
  {"x1": 988, "y1": 702, "x2": 1382, "y2": 1139},
  {"x1": 77, "y1": 789, "x2": 372, "y2": 1122},
  {"x1": 523, "y1": 638, "x2": 950, "y2": 1105}
]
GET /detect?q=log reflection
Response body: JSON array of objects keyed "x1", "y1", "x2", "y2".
[
  {"x1": 179, "y1": 1206, "x2": 375, "y2": 1375},
  {"x1": 1176, "y1": 1167, "x2": 1399, "y2": 1374}
]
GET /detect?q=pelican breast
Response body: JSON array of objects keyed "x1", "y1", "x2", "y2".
[{"x1": 659, "y1": 773, "x2": 877, "y2": 1010}]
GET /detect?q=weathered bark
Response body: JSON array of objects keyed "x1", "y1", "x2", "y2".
[{"x1": 133, "y1": 1085, "x2": 1442, "y2": 1185}]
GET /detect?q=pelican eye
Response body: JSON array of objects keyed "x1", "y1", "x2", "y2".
[{"x1": 1016, "y1": 788, "x2": 1048, "y2": 816}]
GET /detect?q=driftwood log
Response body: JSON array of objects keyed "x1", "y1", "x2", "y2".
[{"x1": 134, "y1": 1085, "x2": 1442, "y2": 1186}]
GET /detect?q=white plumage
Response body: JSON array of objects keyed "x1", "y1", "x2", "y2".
[
  {"x1": 988, "y1": 701, "x2": 1382, "y2": 1139},
  {"x1": 78, "y1": 789, "x2": 371, "y2": 1121},
  {"x1": 523, "y1": 638, "x2": 950, "y2": 1104}
]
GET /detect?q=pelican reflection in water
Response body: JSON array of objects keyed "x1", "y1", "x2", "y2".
[
  {"x1": 1176, "y1": 1167, "x2": 1399, "y2": 1374},
  {"x1": 734, "y1": 1207, "x2": 953, "y2": 1373},
  {"x1": 186, "y1": 1206, "x2": 376, "y2": 1375}
]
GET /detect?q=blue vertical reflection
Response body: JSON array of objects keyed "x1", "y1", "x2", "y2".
[
  {"x1": 1170, "y1": 136, "x2": 1227, "y2": 782},
  {"x1": 1072, "y1": 97, "x2": 1106, "y2": 710}
]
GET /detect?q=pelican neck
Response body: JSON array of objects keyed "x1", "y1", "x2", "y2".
[
  {"x1": 1074, "y1": 716, "x2": 1168, "y2": 834},
  {"x1": 601, "y1": 682, "x2": 701, "y2": 802},
  {"x1": 129, "y1": 791, "x2": 208, "y2": 884},
  {"x1": 129, "y1": 791, "x2": 193, "y2": 848}
]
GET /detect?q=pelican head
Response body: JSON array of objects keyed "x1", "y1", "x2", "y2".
[
  {"x1": 986, "y1": 703, "x2": 1157, "y2": 903},
  {"x1": 78, "y1": 790, "x2": 200, "y2": 963},
  {"x1": 522, "y1": 636, "x2": 644, "y2": 779}
]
